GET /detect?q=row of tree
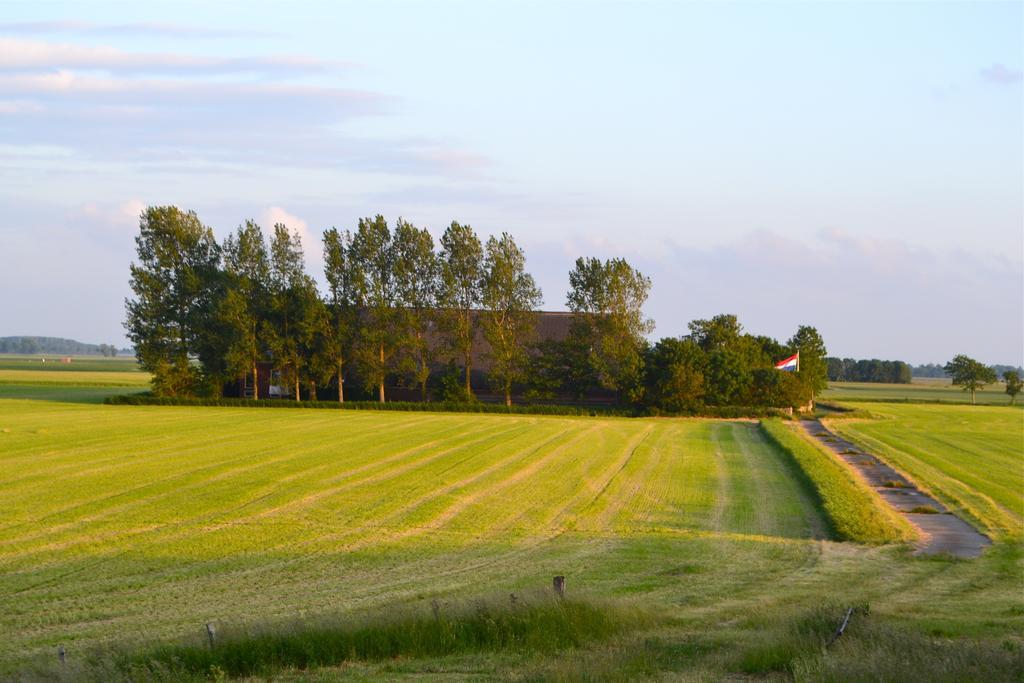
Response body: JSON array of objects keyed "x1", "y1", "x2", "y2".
[
  {"x1": 944, "y1": 354, "x2": 1022, "y2": 405},
  {"x1": 124, "y1": 206, "x2": 828, "y2": 409},
  {"x1": 827, "y1": 357, "x2": 912, "y2": 384},
  {"x1": 0, "y1": 336, "x2": 123, "y2": 356}
]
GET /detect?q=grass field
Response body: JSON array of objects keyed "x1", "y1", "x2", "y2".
[
  {"x1": 0, "y1": 355, "x2": 149, "y2": 388},
  {"x1": 828, "y1": 403, "x2": 1024, "y2": 541},
  {"x1": 1, "y1": 381, "x2": 1021, "y2": 680},
  {"x1": 823, "y1": 380, "x2": 1017, "y2": 406}
]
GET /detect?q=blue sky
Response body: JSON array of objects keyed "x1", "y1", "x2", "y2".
[{"x1": 0, "y1": 1, "x2": 1021, "y2": 364}]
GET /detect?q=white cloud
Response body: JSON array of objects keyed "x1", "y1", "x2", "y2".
[{"x1": 0, "y1": 37, "x2": 347, "y2": 76}]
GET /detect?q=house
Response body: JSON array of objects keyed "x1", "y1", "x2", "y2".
[{"x1": 225, "y1": 310, "x2": 615, "y2": 404}]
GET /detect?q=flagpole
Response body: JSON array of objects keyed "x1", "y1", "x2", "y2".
[{"x1": 796, "y1": 351, "x2": 800, "y2": 372}]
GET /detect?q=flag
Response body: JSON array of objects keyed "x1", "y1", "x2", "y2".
[{"x1": 775, "y1": 353, "x2": 799, "y2": 372}]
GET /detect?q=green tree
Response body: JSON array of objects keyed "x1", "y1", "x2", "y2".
[
  {"x1": 350, "y1": 215, "x2": 398, "y2": 402},
  {"x1": 944, "y1": 354, "x2": 997, "y2": 405},
  {"x1": 262, "y1": 223, "x2": 317, "y2": 401},
  {"x1": 749, "y1": 367, "x2": 805, "y2": 408},
  {"x1": 787, "y1": 325, "x2": 828, "y2": 401},
  {"x1": 705, "y1": 348, "x2": 751, "y2": 406},
  {"x1": 438, "y1": 221, "x2": 484, "y2": 400},
  {"x1": 688, "y1": 314, "x2": 743, "y2": 352},
  {"x1": 393, "y1": 219, "x2": 440, "y2": 400},
  {"x1": 644, "y1": 337, "x2": 707, "y2": 412},
  {"x1": 566, "y1": 257, "x2": 653, "y2": 402},
  {"x1": 220, "y1": 220, "x2": 269, "y2": 398},
  {"x1": 322, "y1": 227, "x2": 357, "y2": 402},
  {"x1": 124, "y1": 206, "x2": 220, "y2": 396},
  {"x1": 1003, "y1": 370, "x2": 1022, "y2": 406},
  {"x1": 481, "y1": 233, "x2": 543, "y2": 406}
]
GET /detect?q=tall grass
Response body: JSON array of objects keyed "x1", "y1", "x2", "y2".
[
  {"x1": 760, "y1": 420, "x2": 916, "y2": 543},
  {"x1": 26, "y1": 595, "x2": 654, "y2": 682}
]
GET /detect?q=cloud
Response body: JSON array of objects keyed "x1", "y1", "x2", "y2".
[
  {"x1": 979, "y1": 63, "x2": 1023, "y2": 85},
  {"x1": 0, "y1": 38, "x2": 348, "y2": 76},
  {"x1": 0, "y1": 20, "x2": 281, "y2": 39},
  {"x1": 0, "y1": 37, "x2": 486, "y2": 178},
  {"x1": 74, "y1": 199, "x2": 147, "y2": 232}
]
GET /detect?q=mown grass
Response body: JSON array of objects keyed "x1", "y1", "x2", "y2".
[
  {"x1": 823, "y1": 380, "x2": 1018, "y2": 406},
  {"x1": 828, "y1": 403, "x2": 1024, "y2": 540},
  {"x1": 0, "y1": 355, "x2": 144, "y2": 374},
  {"x1": 0, "y1": 369, "x2": 150, "y2": 387},
  {"x1": 1, "y1": 385, "x2": 1021, "y2": 681},
  {"x1": 760, "y1": 419, "x2": 917, "y2": 543}
]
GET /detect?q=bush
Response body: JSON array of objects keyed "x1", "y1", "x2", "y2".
[
  {"x1": 103, "y1": 394, "x2": 793, "y2": 419},
  {"x1": 760, "y1": 419, "x2": 916, "y2": 543}
]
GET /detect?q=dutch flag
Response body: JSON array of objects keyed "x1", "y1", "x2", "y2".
[{"x1": 775, "y1": 353, "x2": 799, "y2": 372}]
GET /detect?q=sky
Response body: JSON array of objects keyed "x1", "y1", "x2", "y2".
[{"x1": 0, "y1": 0, "x2": 1021, "y2": 365}]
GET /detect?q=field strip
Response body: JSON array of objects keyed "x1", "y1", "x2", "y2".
[{"x1": 325, "y1": 425, "x2": 585, "y2": 549}]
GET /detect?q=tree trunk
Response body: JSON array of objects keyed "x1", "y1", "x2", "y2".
[
  {"x1": 337, "y1": 364, "x2": 344, "y2": 403},
  {"x1": 971, "y1": 388, "x2": 976, "y2": 405},
  {"x1": 378, "y1": 343, "x2": 386, "y2": 403},
  {"x1": 505, "y1": 382, "x2": 511, "y2": 407},
  {"x1": 252, "y1": 364, "x2": 259, "y2": 400},
  {"x1": 294, "y1": 371, "x2": 300, "y2": 402},
  {"x1": 464, "y1": 353, "x2": 472, "y2": 397},
  {"x1": 310, "y1": 380, "x2": 317, "y2": 401}
]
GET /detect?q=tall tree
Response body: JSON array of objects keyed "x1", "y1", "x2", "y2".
[
  {"x1": 1004, "y1": 370, "x2": 1022, "y2": 406},
  {"x1": 392, "y1": 218, "x2": 440, "y2": 400},
  {"x1": 566, "y1": 257, "x2": 653, "y2": 402},
  {"x1": 124, "y1": 206, "x2": 220, "y2": 396},
  {"x1": 643, "y1": 337, "x2": 707, "y2": 412},
  {"x1": 787, "y1": 325, "x2": 828, "y2": 401},
  {"x1": 944, "y1": 354, "x2": 997, "y2": 405},
  {"x1": 481, "y1": 233, "x2": 543, "y2": 406},
  {"x1": 262, "y1": 223, "x2": 316, "y2": 401},
  {"x1": 220, "y1": 220, "x2": 269, "y2": 398},
  {"x1": 438, "y1": 221, "x2": 484, "y2": 399},
  {"x1": 322, "y1": 227, "x2": 357, "y2": 402},
  {"x1": 349, "y1": 215, "x2": 397, "y2": 402}
]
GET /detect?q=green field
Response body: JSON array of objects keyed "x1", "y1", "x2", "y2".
[
  {"x1": 823, "y1": 380, "x2": 1017, "y2": 406},
  {"x1": 828, "y1": 403, "x2": 1024, "y2": 540},
  {"x1": 0, "y1": 355, "x2": 149, "y2": 388},
  {"x1": 0, "y1": 382, "x2": 1021, "y2": 680}
]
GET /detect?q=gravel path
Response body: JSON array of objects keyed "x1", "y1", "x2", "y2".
[{"x1": 799, "y1": 420, "x2": 991, "y2": 558}]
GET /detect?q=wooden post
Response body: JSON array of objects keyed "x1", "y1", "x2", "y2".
[
  {"x1": 57, "y1": 645, "x2": 65, "y2": 666},
  {"x1": 205, "y1": 622, "x2": 216, "y2": 649},
  {"x1": 553, "y1": 575, "x2": 565, "y2": 598}
]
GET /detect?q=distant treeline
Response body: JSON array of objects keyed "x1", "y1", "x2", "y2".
[
  {"x1": 827, "y1": 357, "x2": 912, "y2": 384},
  {"x1": 911, "y1": 362, "x2": 1022, "y2": 379},
  {"x1": 124, "y1": 206, "x2": 829, "y2": 410},
  {"x1": 0, "y1": 336, "x2": 125, "y2": 356}
]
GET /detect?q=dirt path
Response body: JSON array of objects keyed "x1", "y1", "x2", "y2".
[{"x1": 799, "y1": 420, "x2": 991, "y2": 558}]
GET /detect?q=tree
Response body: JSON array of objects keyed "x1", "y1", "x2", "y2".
[
  {"x1": 944, "y1": 354, "x2": 997, "y2": 405},
  {"x1": 220, "y1": 221, "x2": 269, "y2": 398},
  {"x1": 392, "y1": 219, "x2": 440, "y2": 400},
  {"x1": 688, "y1": 314, "x2": 743, "y2": 352},
  {"x1": 1004, "y1": 370, "x2": 1022, "y2": 406},
  {"x1": 644, "y1": 337, "x2": 707, "y2": 412},
  {"x1": 124, "y1": 206, "x2": 220, "y2": 396},
  {"x1": 787, "y1": 325, "x2": 828, "y2": 401},
  {"x1": 704, "y1": 348, "x2": 750, "y2": 406},
  {"x1": 481, "y1": 233, "x2": 543, "y2": 406},
  {"x1": 349, "y1": 215, "x2": 398, "y2": 402},
  {"x1": 566, "y1": 257, "x2": 653, "y2": 402},
  {"x1": 749, "y1": 367, "x2": 805, "y2": 408},
  {"x1": 262, "y1": 223, "x2": 317, "y2": 401},
  {"x1": 438, "y1": 221, "x2": 484, "y2": 399},
  {"x1": 322, "y1": 227, "x2": 357, "y2": 402}
]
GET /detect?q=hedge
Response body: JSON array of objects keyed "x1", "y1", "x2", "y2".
[
  {"x1": 103, "y1": 393, "x2": 790, "y2": 419},
  {"x1": 759, "y1": 419, "x2": 916, "y2": 544}
]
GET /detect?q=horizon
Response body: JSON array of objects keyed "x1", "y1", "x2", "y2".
[{"x1": 0, "y1": 1, "x2": 1021, "y2": 366}]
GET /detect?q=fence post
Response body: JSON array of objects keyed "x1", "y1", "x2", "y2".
[
  {"x1": 205, "y1": 622, "x2": 216, "y2": 649},
  {"x1": 553, "y1": 575, "x2": 565, "y2": 598}
]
